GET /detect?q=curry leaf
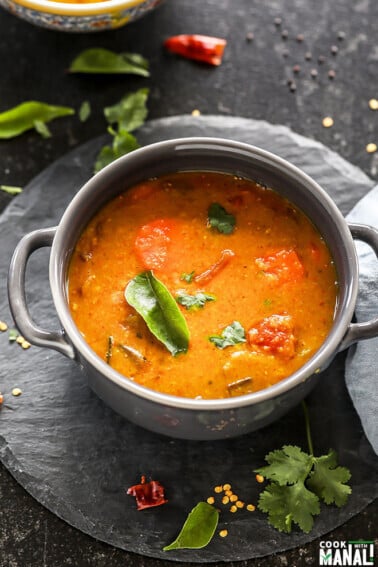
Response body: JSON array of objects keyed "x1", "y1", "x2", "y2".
[
  {"x1": 208, "y1": 203, "x2": 236, "y2": 234},
  {"x1": 79, "y1": 100, "x2": 91, "y2": 122},
  {"x1": 176, "y1": 291, "x2": 215, "y2": 310},
  {"x1": 125, "y1": 271, "x2": 190, "y2": 356},
  {"x1": 34, "y1": 119, "x2": 51, "y2": 139},
  {"x1": 163, "y1": 502, "x2": 219, "y2": 551},
  {"x1": 0, "y1": 101, "x2": 74, "y2": 139},
  {"x1": 0, "y1": 185, "x2": 23, "y2": 195},
  {"x1": 104, "y1": 88, "x2": 149, "y2": 131},
  {"x1": 68, "y1": 48, "x2": 150, "y2": 77},
  {"x1": 209, "y1": 321, "x2": 246, "y2": 348}
]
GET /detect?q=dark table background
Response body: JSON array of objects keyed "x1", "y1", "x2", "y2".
[{"x1": 0, "y1": 0, "x2": 377, "y2": 565}]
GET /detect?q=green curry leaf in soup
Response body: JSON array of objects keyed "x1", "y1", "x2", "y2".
[
  {"x1": 125, "y1": 271, "x2": 190, "y2": 356},
  {"x1": 209, "y1": 321, "x2": 246, "y2": 348},
  {"x1": 0, "y1": 101, "x2": 74, "y2": 139},
  {"x1": 163, "y1": 502, "x2": 219, "y2": 551},
  {"x1": 68, "y1": 48, "x2": 150, "y2": 77},
  {"x1": 208, "y1": 203, "x2": 236, "y2": 234}
]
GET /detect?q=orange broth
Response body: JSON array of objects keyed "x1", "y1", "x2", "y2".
[{"x1": 68, "y1": 171, "x2": 338, "y2": 399}]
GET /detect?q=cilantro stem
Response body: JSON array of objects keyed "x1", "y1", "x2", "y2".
[{"x1": 302, "y1": 400, "x2": 314, "y2": 456}]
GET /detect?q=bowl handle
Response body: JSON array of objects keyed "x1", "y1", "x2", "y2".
[
  {"x1": 8, "y1": 227, "x2": 75, "y2": 359},
  {"x1": 339, "y1": 222, "x2": 378, "y2": 351}
]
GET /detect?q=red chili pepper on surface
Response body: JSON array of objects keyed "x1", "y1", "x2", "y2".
[
  {"x1": 164, "y1": 34, "x2": 227, "y2": 66},
  {"x1": 127, "y1": 475, "x2": 168, "y2": 510}
]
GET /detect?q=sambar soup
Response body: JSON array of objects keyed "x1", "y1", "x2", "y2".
[{"x1": 68, "y1": 171, "x2": 338, "y2": 399}]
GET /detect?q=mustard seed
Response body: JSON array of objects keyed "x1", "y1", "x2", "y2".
[
  {"x1": 219, "y1": 529, "x2": 228, "y2": 538},
  {"x1": 207, "y1": 496, "x2": 215, "y2": 505},
  {"x1": 255, "y1": 474, "x2": 265, "y2": 483},
  {"x1": 368, "y1": 99, "x2": 378, "y2": 110},
  {"x1": 247, "y1": 504, "x2": 256, "y2": 511},
  {"x1": 366, "y1": 143, "x2": 377, "y2": 154},
  {"x1": 322, "y1": 116, "x2": 334, "y2": 128},
  {"x1": 12, "y1": 388, "x2": 22, "y2": 397}
]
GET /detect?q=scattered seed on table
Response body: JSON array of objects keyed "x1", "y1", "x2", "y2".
[
  {"x1": 191, "y1": 109, "x2": 201, "y2": 116},
  {"x1": 247, "y1": 504, "x2": 256, "y2": 512},
  {"x1": 310, "y1": 68, "x2": 318, "y2": 78},
  {"x1": 214, "y1": 485, "x2": 223, "y2": 493},
  {"x1": 0, "y1": 320, "x2": 8, "y2": 332},
  {"x1": 281, "y1": 29, "x2": 288, "y2": 39},
  {"x1": 230, "y1": 494, "x2": 238, "y2": 502},
  {"x1": 230, "y1": 505, "x2": 237, "y2": 513},
  {"x1": 318, "y1": 55, "x2": 326, "y2": 64},
  {"x1": 296, "y1": 34, "x2": 304, "y2": 42},
  {"x1": 305, "y1": 51, "x2": 312, "y2": 60},
  {"x1": 12, "y1": 388, "x2": 22, "y2": 397},
  {"x1": 331, "y1": 45, "x2": 339, "y2": 55},
  {"x1": 223, "y1": 483, "x2": 231, "y2": 491},
  {"x1": 16, "y1": 335, "x2": 25, "y2": 344},
  {"x1": 255, "y1": 474, "x2": 265, "y2": 483},
  {"x1": 274, "y1": 17, "x2": 282, "y2": 26},
  {"x1": 368, "y1": 99, "x2": 378, "y2": 110},
  {"x1": 337, "y1": 31, "x2": 346, "y2": 41},
  {"x1": 292, "y1": 64, "x2": 301, "y2": 73},
  {"x1": 366, "y1": 143, "x2": 377, "y2": 154},
  {"x1": 282, "y1": 49, "x2": 289, "y2": 57},
  {"x1": 236, "y1": 500, "x2": 245, "y2": 508},
  {"x1": 222, "y1": 495, "x2": 230, "y2": 505},
  {"x1": 328, "y1": 69, "x2": 336, "y2": 79},
  {"x1": 289, "y1": 82, "x2": 297, "y2": 92},
  {"x1": 207, "y1": 496, "x2": 215, "y2": 505},
  {"x1": 246, "y1": 31, "x2": 254, "y2": 42},
  {"x1": 219, "y1": 529, "x2": 228, "y2": 538},
  {"x1": 322, "y1": 116, "x2": 334, "y2": 128}
]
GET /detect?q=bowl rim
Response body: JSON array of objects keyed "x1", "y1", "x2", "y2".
[
  {"x1": 11, "y1": 0, "x2": 150, "y2": 17},
  {"x1": 50, "y1": 137, "x2": 358, "y2": 411}
]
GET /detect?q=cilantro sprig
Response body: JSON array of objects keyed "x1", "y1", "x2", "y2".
[
  {"x1": 255, "y1": 402, "x2": 352, "y2": 534},
  {"x1": 176, "y1": 290, "x2": 215, "y2": 310}
]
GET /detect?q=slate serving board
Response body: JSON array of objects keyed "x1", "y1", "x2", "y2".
[{"x1": 0, "y1": 116, "x2": 377, "y2": 563}]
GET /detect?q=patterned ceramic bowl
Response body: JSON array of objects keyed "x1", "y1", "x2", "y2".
[{"x1": 0, "y1": 0, "x2": 163, "y2": 32}]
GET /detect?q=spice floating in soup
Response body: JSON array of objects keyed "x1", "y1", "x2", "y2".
[{"x1": 68, "y1": 171, "x2": 338, "y2": 399}]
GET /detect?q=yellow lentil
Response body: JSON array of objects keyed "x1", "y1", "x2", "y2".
[
  {"x1": 366, "y1": 143, "x2": 377, "y2": 154},
  {"x1": 247, "y1": 504, "x2": 256, "y2": 511},
  {"x1": 236, "y1": 500, "x2": 245, "y2": 508},
  {"x1": 16, "y1": 336, "x2": 25, "y2": 344},
  {"x1": 230, "y1": 505, "x2": 237, "y2": 513},
  {"x1": 0, "y1": 321, "x2": 8, "y2": 332},
  {"x1": 207, "y1": 496, "x2": 215, "y2": 505},
  {"x1": 368, "y1": 99, "x2": 378, "y2": 110},
  {"x1": 219, "y1": 529, "x2": 228, "y2": 538},
  {"x1": 191, "y1": 109, "x2": 201, "y2": 116},
  {"x1": 222, "y1": 496, "x2": 230, "y2": 505},
  {"x1": 322, "y1": 116, "x2": 334, "y2": 128},
  {"x1": 12, "y1": 388, "x2": 22, "y2": 397},
  {"x1": 21, "y1": 340, "x2": 31, "y2": 349},
  {"x1": 214, "y1": 485, "x2": 223, "y2": 493},
  {"x1": 223, "y1": 483, "x2": 231, "y2": 491},
  {"x1": 225, "y1": 490, "x2": 233, "y2": 497},
  {"x1": 230, "y1": 494, "x2": 238, "y2": 502},
  {"x1": 255, "y1": 474, "x2": 265, "y2": 483}
]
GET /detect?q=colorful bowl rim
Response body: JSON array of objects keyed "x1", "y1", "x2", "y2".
[{"x1": 11, "y1": 0, "x2": 150, "y2": 17}]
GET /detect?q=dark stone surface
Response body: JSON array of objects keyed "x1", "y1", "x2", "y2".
[{"x1": 0, "y1": 0, "x2": 377, "y2": 565}]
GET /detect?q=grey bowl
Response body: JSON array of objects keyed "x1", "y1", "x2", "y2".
[{"x1": 8, "y1": 138, "x2": 378, "y2": 440}]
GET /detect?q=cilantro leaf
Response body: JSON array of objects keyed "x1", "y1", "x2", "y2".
[
  {"x1": 258, "y1": 481, "x2": 320, "y2": 533},
  {"x1": 104, "y1": 88, "x2": 149, "y2": 132},
  {"x1": 208, "y1": 203, "x2": 236, "y2": 234},
  {"x1": 255, "y1": 445, "x2": 313, "y2": 486},
  {"x1": 209, "y1": 321, "x2": 246, "y2": 348},
  {"x1": 307, "y1": 450, "x2": 352, "y2": 507},
  {"x1": 180, "y1": 271, "x2": 195, "y2": 283},
  {"x1": 176, "y1": 291, "x2": 215, "y2": 310}
]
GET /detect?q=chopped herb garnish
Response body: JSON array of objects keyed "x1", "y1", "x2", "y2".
[
  {"x1": 79, "y1": 100, "x2": 91, "y2": 122},
  {"x1": 176, "y1": 291, "x2": 215, "y2": 310},
  {"x1": 209, "y1": 321, "x2": 246, "y2": 348},
  {"x1": 163, "y1": 502, "x2": 219, "y2": 551},
  {"x1": 8, "y1": 328, "x2": 19, "y2": 342},
  {"x1": 125, "y1": 271, "x2": 190, "y2": 356},
  {"x1": 180, "y1": 271, "x2": 195, "y2": 283},
  {"x1": 94, "y1": 129, "x2": 140, "y2": 173},
  {"x1": 208, "y1": 203, "x2": 236, "y2": 234},
  {"x1": 0, "y1": 101, "x2": 74, "y2": 139},
  {"x1": 255, "y1": 402, "x2": 352, "y2": 534},
  {"x1": 0, "y1": 185, "x2": 22, "y2": 195},
  {"x1": 69, "y1": 48, "x2": 150, "y2": 77}
]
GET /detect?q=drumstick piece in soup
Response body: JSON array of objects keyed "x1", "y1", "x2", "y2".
[{"x1": 68, "y1": 171, "x2": 338, "y2": 399}]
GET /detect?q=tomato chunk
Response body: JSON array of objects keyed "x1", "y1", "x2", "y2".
[
  {"x1": 164, "y1": 34, "x2": 227, "y2": 66},
  {"x1": 247, "y1": 314, "x2": 297, "y2": 358},
  {"x1": 255, "y1": 249, "x2": 304, "y2": 283},
  {"x1": 135, "y1": 219, "x2": 175, "y2": 270}
]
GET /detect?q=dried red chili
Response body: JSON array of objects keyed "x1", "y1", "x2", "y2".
[
  {"x1": 163, "y1": 34, "x2": 227, "y2": 66},
  {"x1": 127, "y1": 475, "x2": 168, "y2": 510}
]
